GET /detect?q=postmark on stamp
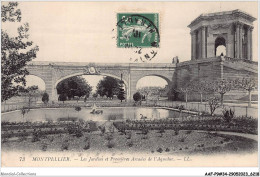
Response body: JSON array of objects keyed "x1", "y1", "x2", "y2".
[{"x1": 117, "y1": 13, "x2": 159, "y2": 48}]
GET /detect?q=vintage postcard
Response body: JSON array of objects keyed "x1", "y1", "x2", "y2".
[{"x1": 1, "y1": 1, "x2": 259, "y2": 173}]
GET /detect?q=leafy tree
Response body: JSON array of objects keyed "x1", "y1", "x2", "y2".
[
  {"x1": 42, "y1": 92, "x2": 49, "y2": 104},
  {"x1": 117, "y1": 81, "x2": 125, "y2": 102},
  {"x1": 57, "y1": 76, "x2": 92, "y2": 100},
  {"x1": 96, "y1": 76, "x2": 120, "y2": 99},
  {"x1": 92, "y1": 93, "x2": 98, "y2": 100},
  {"x1": 133, "y1": 92, "x2": 142, "y2": 102},
  {"x1": 59, "y1": 93, "x2": 67, "y2": 104},
  {"x1": 1, "y1": 2, "x2": 39, "y2": 102}
]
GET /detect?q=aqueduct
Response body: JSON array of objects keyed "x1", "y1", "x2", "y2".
[{"x1": 26, "y1": 62, "x2": 175, "y2": 101}]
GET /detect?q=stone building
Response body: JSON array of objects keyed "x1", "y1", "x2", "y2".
[
  {"x1": 188, "y1": 9, "x2": 256, "y2": 60},
  {"x1": 173, "y1": 9, "x2": 257, "y2": 101}
]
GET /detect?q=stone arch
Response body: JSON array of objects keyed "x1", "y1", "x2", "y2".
[
  {"x1": 25, "y1": 74, "x2": 46, "y2": 91},
  {"x1": 215, "y1": 36, "x2": 226, "y2": 56},
  {"x1": 130, "y1": 73, "x2": 173, "y2": 100},
  {"x1": 54, "y1": 72, "x2": 129, "y2": 100},
  {"x1": 135, "y1": 74, "x2": 171, "y2": 89}
]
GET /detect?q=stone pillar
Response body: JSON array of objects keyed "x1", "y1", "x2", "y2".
[
  {"x1": 235, "y1": 23, "x2": 240, "y2": 58},
  {"x1": 191, "y1": 31, "x2": 196, "y2": 60},
  {"x1": 247, "y1": 27, "x2": 251, "y2": 60},
  {"x1": 239, "y1": 24, "x2": 243, "y2": 58},
  {"x1": 249, "y1": 27, "x2": 253, "y2": 60},
  {"x1": 201, "y1": 26, "x2": 206, "y2": 59}
]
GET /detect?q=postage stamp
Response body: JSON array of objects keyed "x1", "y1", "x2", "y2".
[{"x1": 117, "y1": 13, "x2": 159, "y2": 48}]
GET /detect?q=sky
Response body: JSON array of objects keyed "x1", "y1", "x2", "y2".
[
  {"x1": 2, "y1": 1, "x2": 258, "y2": 63},
  {"x1": 2, "y1": 1, "x2": 258, "y2": 90}
]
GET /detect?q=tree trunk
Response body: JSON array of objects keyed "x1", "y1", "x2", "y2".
[
  {"x1": 248, "y1": 90, "x2": 252, "y2": 107},
  {"x1": 185, "y1": 93, "x2": 188, "y2": 108},
  {"x1": 200, "y1": 93, "x2": 203, "y2": 103},
  {"x1": 220, "y1": 94, "x2": 224, "y2": 105}
]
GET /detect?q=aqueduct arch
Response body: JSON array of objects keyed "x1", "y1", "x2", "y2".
[{"x1": 26, "y1": 61, "x2": 175, "y2": 101}]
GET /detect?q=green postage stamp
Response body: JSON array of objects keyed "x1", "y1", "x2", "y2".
[{"x1": 117, "y1": 13, "x2": 159, "y2": 48}]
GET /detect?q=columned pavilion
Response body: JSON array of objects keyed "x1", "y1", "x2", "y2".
[{"x1": 188, "y1": 9, "x2": 256, "y2": 60}]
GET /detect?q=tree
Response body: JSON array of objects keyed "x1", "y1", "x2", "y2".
[
  {"x1": 208, "y1": 97, "x2": 221, "y2": 116},
  {"x1": 96, "y1": 76, "x2": 120, "y2": 99},
  {"x1": 178, "y1": 84, "x2": 192, "y2": 106},
  {"x1": 210, "y1": 79, "x2": 232, "y2": 105},
  {"x1": 42, "y1": 92, "x2": 49, "y2": 104},
  {"x1": 190, "y1": 80, "x2": 211, "y2": 103},
  {"x1": 57, "y1": 76, "x2": 92, "y2": 101},
  {"x1": 117, "y1": 81, "x2": 125, "y2": 102},
  {"x1": 59, "y1": 93, "x2": 67, "y2": 104},
  {"x1": 236, "y1": 78, "x2": 257, "y2": 107},
  {"x1": 133, "y1": 92, "x2": 142, "y2": 103},
  {"x1": 92, "y1": 93, "x2": 98, "y2": 100},
  {"x1": 1, "y1": 2, "x2": 39, "y2": 102},
  {"x1": 138, "y1": 87, "x2": 150, "y2": 103},
  {"x1": 19, "y1": 85, "x2": 39, "y2": 108}
]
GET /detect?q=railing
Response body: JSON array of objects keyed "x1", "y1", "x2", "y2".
[{"x1": 150, "y1": 100, "x2": 258, "y2": 118}]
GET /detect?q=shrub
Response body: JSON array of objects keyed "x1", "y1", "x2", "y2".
[
  {"x1": 179, "y1": 137, "x2": 185, "y2": 142},
  {"x1": 133, "y1": 92, "x2": 142, "y2": 104},
  {"x1": 127, "y1": 141, "x2": 133, "y2": 147},
  {"x1": 126, "y1": 132, "x2": 132, "y2": 139},
  {"x1": 48, "y1": 136, "x2": 54, "y2": 142},
  {"x1": 165, "y1": 148, "x2": 170, "y2": 152},
  {"x1": 105, "y1": 133, "x2": 113, "y2": 141},
  {"x1": 83, "y1": 142, "x2": 90, "y2": 150},
  {"x1": 61, "y1": 140, "x2": 69, "y2": 150},
  {"x1": 19, "y1": 134, "x2": 27, "y2": 142},
  {"x1": 141, "y1": 128, "x2": 149, "y2": 135},
  {"x1": 32, "y1": 132, "x2": 40, "y2": 142},
  {"x1": 75, "y1": 130, "x2": 83, "y2": 138},
  {"x1": 75, "y1": 106, "x2": 81, "y2": 112},
  {"x1": 185, "y1": 130, "x2": 192, "y2": 134},
  {"x1": 41, "y1": 143, "x2": 48, "y2": 151},
  {"x1": 174, "y1": 129, "x2": 179, "y2": 136},
  {"x1": 222, "y1": 108, "x2": 235, "y2": 123},
  {"x1": 2, "y1": 137, "x2": 8, "y2": 143},
  {"x1": 42, "y1": 92, "x2": 49, "y2": 104},
  {"x1": 157, "y1": 147, "x2": 163, "y2": 153},
  {"x1": 98, "y1": 126, "x2": 106, "y2": 135},
  {"x1": 107, "y1": 140, "x2": 115, "y2": 148}
]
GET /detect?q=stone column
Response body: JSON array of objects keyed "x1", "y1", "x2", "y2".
[
  {"x1": 201, "y1": 26, "x2": 206, "y2": 59},
  {"x1": 235, "y1": 23, "x2": 240, "y2": 58},
  {"x1": 239, "y1": 24, "x2": 243, "y2": 58},
  {"x1": 247, "y1": 27, "x2": 251, "y2": 60},
  {"x1": 249, "y1": 26, "x2": 253, "y2": 60},
  {"x1": 191, "y1": 31, "x2": 196, "y2": 60}
]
